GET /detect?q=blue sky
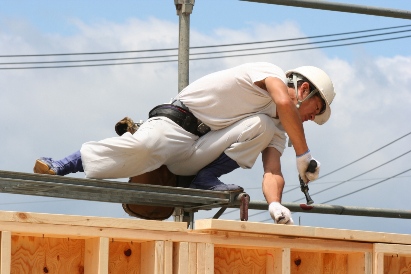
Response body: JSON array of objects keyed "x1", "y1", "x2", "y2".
[{"x1": 0, "y1": 1, "x2": 410, "y2": 234}]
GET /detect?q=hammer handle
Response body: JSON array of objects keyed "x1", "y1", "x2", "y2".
[
  {"x1": 299, "y1": 160, "x2": 317, "y2": 205},
  {"x1": 307, "y1": 160, "x2": 317, "y2": 173}
]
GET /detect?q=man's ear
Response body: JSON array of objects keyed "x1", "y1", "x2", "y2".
[
  {"x1": 299, "y1": 82, "x2": 311, "y2": 99},
  {"x1": 301, "y1": 82, "x2": 310, "y2": 93}
]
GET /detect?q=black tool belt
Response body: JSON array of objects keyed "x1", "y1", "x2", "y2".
[{"x1": 148, "y1": 100, "x2": 211, "y2": 137}]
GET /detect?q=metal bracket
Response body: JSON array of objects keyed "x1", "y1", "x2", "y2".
[
  {"x1": 173, "y1": 207, "x2": 195, "y2": 229},
  {"x1": 211, "y1": 192, "x2": 250, "y2": 221},
  {"x1": 174, "y1": 0, "x2": 195, "y2": 15},
  {"x1": 238, "y1": 193, "x2": 250, "y2": 221}
]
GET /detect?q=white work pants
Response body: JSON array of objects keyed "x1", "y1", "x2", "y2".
[{"x1": 81, "y1": 114, "x2": 278, "y2": 179}]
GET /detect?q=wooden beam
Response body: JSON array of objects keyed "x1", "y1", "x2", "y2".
[
  {"x1": 141, "y1": 241, "x2": 169, "y2": 274},
  {"x1": 85, "y1": 237, "x2": 109, "y2": 274},
  {"x1": 195, "y1": 219, "x2": 411, "y2": 245},
  {"x1": 173, "y1": 242, "x2": 189, "y2": 274},
  {"x1": 0, "y1": 231, "x2": 11, "y2": 274},
  {"x1": 373, "y1": 243, "x2": 411, "y2": 274},
  {"x1": 196, "y1": 242, "x2": 214, "y2": 274},
  {"x1": 0, "y1": 211, "x2": 187, "y2": 233}
]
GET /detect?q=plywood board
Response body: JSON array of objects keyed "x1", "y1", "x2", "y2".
[
  {"x1": 10, "y1": 235, "x2": 84, "y2": 273},
  {"x1": 108, "y1": 241, "x2": 141, "y2": 274},
  {"x1": 214, "y1": 247, "x2": 268, "y2": 273}
]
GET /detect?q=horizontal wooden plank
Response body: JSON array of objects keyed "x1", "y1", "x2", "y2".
[
  {"x1": 195, "y1": 219, "x2": 411, "y2": 245},
  {"x1": 374, "y1": 243, "x2": 411, "y2": 255},
  {"x1": 0, "y1": 217, "x2": 371, "y2": 254},
  {"x1": 0, "y1": 210, "x2": 187, "y2": 232}
]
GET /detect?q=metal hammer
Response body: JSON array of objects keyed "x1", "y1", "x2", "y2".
[{"x1": 299, "y1": 160, "x2": 317, "y2": 205}]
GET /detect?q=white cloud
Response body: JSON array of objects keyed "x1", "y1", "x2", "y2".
[{"x1": 0, "y1": 17, "x2": 410, "y2": 234}]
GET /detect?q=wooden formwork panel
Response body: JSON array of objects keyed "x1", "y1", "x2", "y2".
[
  {"x1": 0, "y1": 210, "x2": 411, "y2": 273},
  {"x1": 109, "y1": 241, "x2": 141, "y2": 273},
  {"x1": 374, "y1": 243, "x2": 411, "y2": 274}
]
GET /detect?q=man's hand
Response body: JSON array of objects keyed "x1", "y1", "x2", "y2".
[
  {"x1": 269, "y1": 202, "x2": 294, "y2": 225},
  {"x1": 296, "y1": 149, "x2": 321, "y2": 183}
]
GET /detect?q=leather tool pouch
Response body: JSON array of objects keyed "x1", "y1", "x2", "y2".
[
  {"x1": 115, "y1": 116, "x2": 194, "y2": 220},
  {"x1": 149, "y1": 104, "x2": 199, "y2": 136}
]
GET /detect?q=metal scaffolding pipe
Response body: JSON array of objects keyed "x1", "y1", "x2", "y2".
[
  {"x1": 175, "y1": 0, "x2": 195, "y2": 92},
  {"x1": 242, "y1": 0, "x2": 411, "y2": 20},
  {"x1": 239, "y1": 200, "x2": 411, "y2": 219}
]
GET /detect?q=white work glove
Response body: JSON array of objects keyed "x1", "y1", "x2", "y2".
[
  {"x1": 296, "y1": 149, "x2": 321, "y2": 183},
  {"x1": 269, "y1": 202, "x2": 294, "y2": 225}
]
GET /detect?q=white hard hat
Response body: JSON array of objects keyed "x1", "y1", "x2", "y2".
[{"x1": 286, "y1": 66, "x2": 336, "y2": 125}]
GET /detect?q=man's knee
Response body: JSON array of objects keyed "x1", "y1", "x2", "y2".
[
  {"x1": 259, "y1": 113, "x2": 276, "y2": 129},
  {"x1": 241, "y1": 114, "x2": 277, "y2": 141}
]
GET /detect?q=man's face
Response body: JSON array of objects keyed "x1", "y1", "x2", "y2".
[{"x1": 298, "y1": 94, "x2": 325, "y2": 122}]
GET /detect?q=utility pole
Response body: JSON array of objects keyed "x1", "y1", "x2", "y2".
[{"x1": 175, "y1": 0, "x2": 195, "y2": 93}]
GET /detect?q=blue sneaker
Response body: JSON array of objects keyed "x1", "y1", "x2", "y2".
[
  {"x1": 189, "y1": 153, "x2": 243, "y2": 192},
  {"x1": 33, "y1": 157, "x2": 58, "y2": 175},
  {"x1": 33, "y1": 150, "x2": 83, "y2": 176}
]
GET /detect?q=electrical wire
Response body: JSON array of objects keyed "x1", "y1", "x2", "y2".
[
  {"x1": 283, "y1": 131, "x2": 411, "y2": 194},
  {"x1": 1, "y1": 27, "x2": 411, "y2": 69},
  {"x1": 2, "y1": 34, "x2": 410, "y2": 70},
  {"x1": 322, "y1": 168, "x2": 411, "y2": 204},
  {"x1": 2, "y1": 28, "x2": 411, "y2": 66},
  {"x1": 257, "y1": 167, "x2": 411, "y2": 223},
  {"x1": 229, "y1": 140, "x2": 411, "y2": 220},
  {"x1": 292, "y1": 149, "x2": 411, "y2": 203},
  {"x1": 213, "y1": 132, "x2": 411, "y2": 218},
  {"x1": 1, "y1": 24, "x2": 410, "y2": 58}
]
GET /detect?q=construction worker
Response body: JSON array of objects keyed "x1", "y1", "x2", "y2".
[{"x1": 34, "y1": 62, "x2": 335, "y2": 225}]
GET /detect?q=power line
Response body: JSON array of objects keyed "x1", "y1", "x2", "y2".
[
  {"x1": 1, "y1": 25, "x2": 411, "y2": 70},
  {"x1": 2, "y1": 28, "x2": 410, "y2": 66},
  {"x1": 1, "y1": 24, "x2": 410, "y2": 58},
  {"x1": 283, "y1": 131, "x2": 411, "y2": 194},
  {"x1": 256, "y1": 169, "x2": 411, "y2": 223},
  {"x1": 214, "y1": 132, "x2": 411, "y2": 219},
  {"x1": 292, "y1": 149, "x2": 411, "y2": 203},
  {"x1": 322, "y1": 168, "x2": 411, "y2": 204},
  {"x1": 1, "y1": 34, "x2": 410, "y2": 70}
]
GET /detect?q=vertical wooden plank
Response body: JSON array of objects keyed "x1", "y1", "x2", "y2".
[
  {"x1": 155, "y1": 241, "x2": 165, "y2": 274},
  {"x1": 268, "y1": 248, "x2": 290, "y2": 274},
  {"x1": 0, "y1": 231, "x2": 11, "y2": 274},
  {"x1": 204, "y1": 243, "x2": 214, "y2": 274},
  {"x1": 373, "y1": 252, "x2": 384, "y2": 274},
  {"x1": 197, "y1": 243, "x2": 206, "y2": 274},
  {"x1": 282, "y1": 248, "x2": 291, "y2": 274},
  {"x1": 164, "y1": 241, "x2": 173, "y2": 274},
  {"x1": 85, "y1": 237, "x2": 109, "y2": 274},
  {"x1": 364, "y1": 252, "x2": 372, "y2": 274},
  {"x1": 173, "y1": 242, "x2": 189, "y2": 274},
  {"x1": 197, "y1": 243, "x2": 214, "y2": 274},
  {"x1": 188, "y1": 242, "x2": 197, "y2": 274},
  {"x1": 141, "y1": 241, "x2": 165, "y2": 274}
]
